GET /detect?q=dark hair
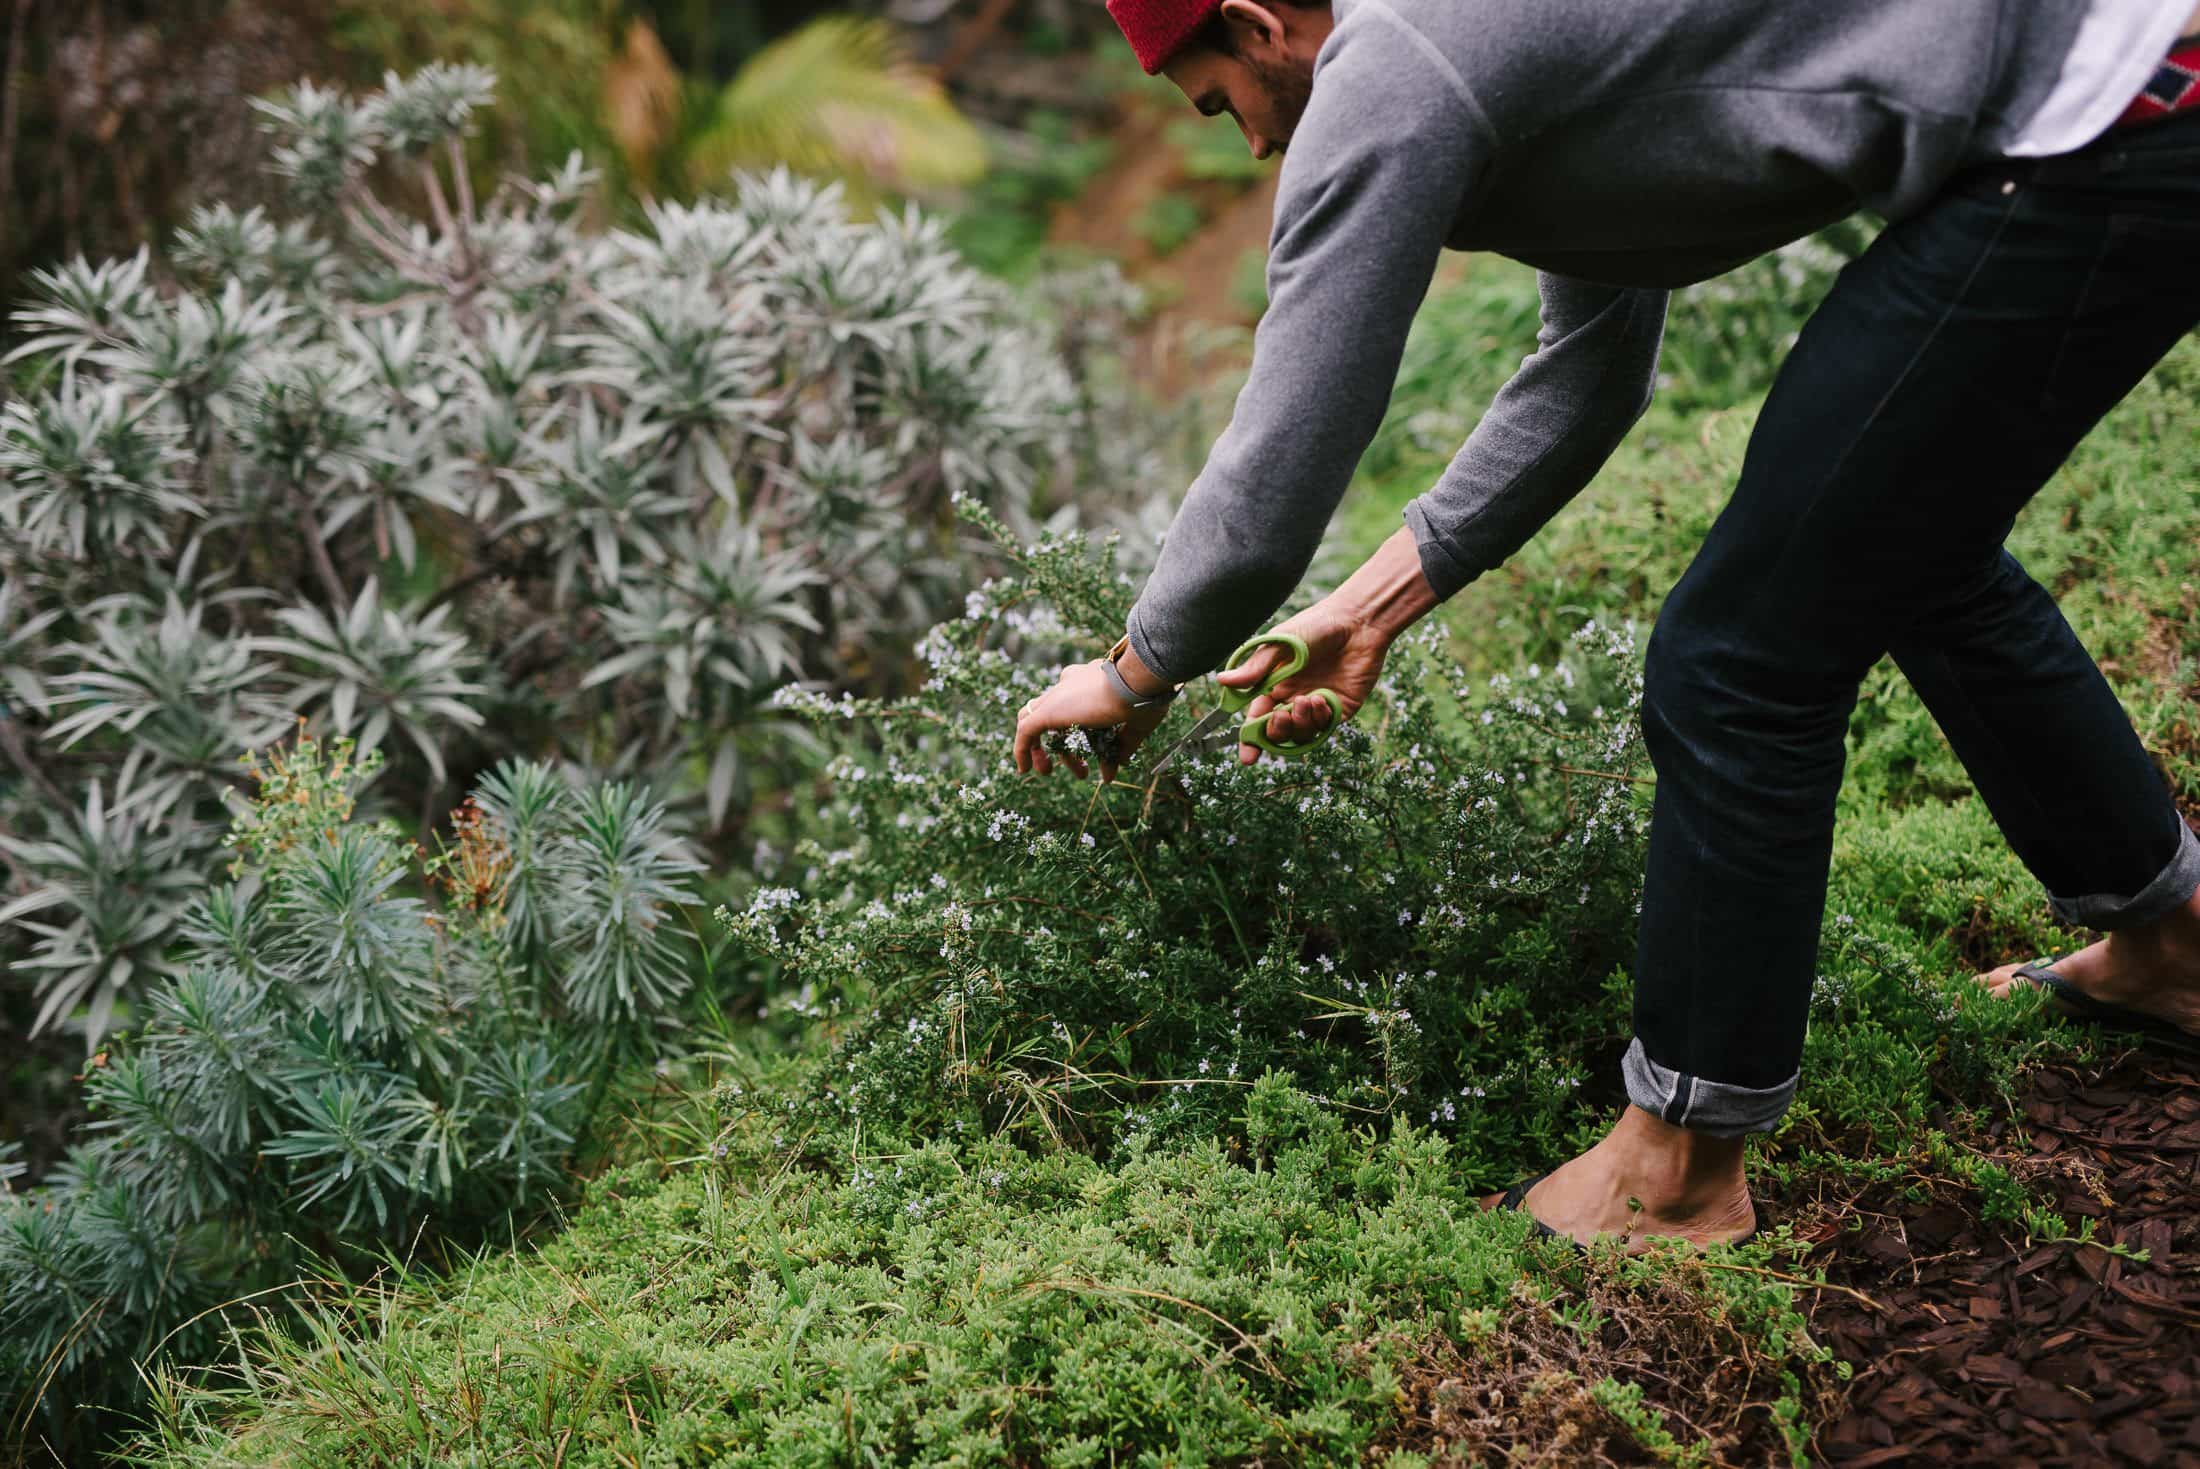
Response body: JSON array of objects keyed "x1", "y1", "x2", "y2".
[{"x1": 1185, "y1": 0, "x2": 1326, "y2": 60}]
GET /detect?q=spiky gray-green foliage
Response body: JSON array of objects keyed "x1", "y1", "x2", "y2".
[
  {"x1": 0, "y1": 773, "x2": 213, "y2": 1041},
  {"x1": 0, "y1": 729, "x2": 703, "y2": 1450},
  {"x1": 0, "y1": 61, "x2": 1148, "y2": 1056}
]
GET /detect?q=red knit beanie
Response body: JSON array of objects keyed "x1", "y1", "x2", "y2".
[{"x1": 1106, "y1": 0, "x2": 1225, "y2": 74}]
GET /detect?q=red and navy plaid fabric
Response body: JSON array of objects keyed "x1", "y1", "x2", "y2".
[{"x1": 2116, "y1": 34, "x2": 2200, "y2": 127}]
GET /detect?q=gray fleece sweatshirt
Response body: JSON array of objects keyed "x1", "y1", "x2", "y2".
[{"x1": 1122, "y1": 0, "x2": 2104, "y2": 688}]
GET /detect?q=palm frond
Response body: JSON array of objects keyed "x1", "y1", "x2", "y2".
[{"x1": 686, "y1": 16, "x2": 986, "y2": 198}]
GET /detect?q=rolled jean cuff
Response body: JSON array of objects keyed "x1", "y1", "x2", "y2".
[
  {"x1": 1621, "y1": 1036, "x2": 1798, "y2": 1138},
  {"x1": 2046, "y1": 813, "x2": 2200, "y2": 930}
]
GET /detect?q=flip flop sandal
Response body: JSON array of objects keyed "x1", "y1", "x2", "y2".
[
  {"x1": 1494, "y1": 1169, "x2": 1580, "y2": 1251},
  {"x1": 2008, "y1": 956, "x2": 2200, "y2": 1059},
  {"x1": 1492, "y1": 1170, "x2": 1763, "y2": 1251}
]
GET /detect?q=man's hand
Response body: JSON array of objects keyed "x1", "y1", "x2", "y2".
[
  {"x1": 1214, "y1": 598, "x2": 1392, "y2": 764},
  {"x1": 1012, "y1": 660, "x2": 1173, "y2": 781}
]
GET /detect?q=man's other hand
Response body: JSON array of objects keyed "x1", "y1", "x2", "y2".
[{"x1": 1011, "y1": 660, "x2": 1174, "y2": 781}]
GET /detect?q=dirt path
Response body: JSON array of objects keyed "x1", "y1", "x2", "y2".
[{"x1": 1044, "y1": 92, "x2": 1279, "y2": 400}]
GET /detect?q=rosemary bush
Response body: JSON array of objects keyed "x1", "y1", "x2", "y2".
[
  {"x1": 715, "y1": 497, "x2": 1656, "y2": 1183},
  {"x1": 0, "y1": 726, "x2": 704, "y2": 1447},
  {"x1": 0, "y1": 62, "x2": 1153, "y2": 1056}
]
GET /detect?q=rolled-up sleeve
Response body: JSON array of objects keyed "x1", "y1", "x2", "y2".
[
  {"x1": 1122, "y1": 0, "x2": 1490, "y2": 687},
  {"x1": 1402, "y1": 273, "x2": 1667, "y2": 602}
]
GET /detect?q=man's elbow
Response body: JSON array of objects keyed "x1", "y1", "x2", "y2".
[
  {"x1": 1215, "y1": 543, "x2": 1313, "y2": 614},
  {"x1": 1622, "y1": 289, "x2": 1668, "y2": 426}
]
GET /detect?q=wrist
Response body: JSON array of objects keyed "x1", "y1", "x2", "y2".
[
  {"x1": 1334, "y1": 526, "x2": 1442, "y2": 641},
  {"x1": 1107, "y1": 632, "x2": 1177, "y2": 700}
]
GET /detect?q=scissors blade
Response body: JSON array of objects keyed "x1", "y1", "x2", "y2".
[{"x1": 1146, "y1": 706, "x2": 1236, "y2": 777}]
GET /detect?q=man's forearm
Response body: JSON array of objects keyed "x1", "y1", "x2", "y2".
[
  {"x1": 1335, "y1": 525, "x2": 1444, "y2": 640},
  {"x1": 1114, "y1": 526, "x2": 1440, "y2": 697},
  {"x1": 1403, "y1": 277, "x2": 1666, "y2": 604}
]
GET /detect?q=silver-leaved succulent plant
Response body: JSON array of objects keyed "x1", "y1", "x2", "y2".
[{"x1": 0, "y1": 62, "x2": 1168, "y2": 1054}]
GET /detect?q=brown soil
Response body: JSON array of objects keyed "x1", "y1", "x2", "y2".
[
  {"x1": 1356, "y1": 1263, "x2": 1850, "y2": 1467},
  {"x1": 1799, "y1": 1046, "x2": 2200, "y2": 1467}
]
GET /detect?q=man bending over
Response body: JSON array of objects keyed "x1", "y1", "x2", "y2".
[{"x1": 1010, "y1": 0, "x2": 2200, "y2": 1247}]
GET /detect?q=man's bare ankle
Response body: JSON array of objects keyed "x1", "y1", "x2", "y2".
[
  {"x1": 2107, "y1": 890, "x2": 2200, "y2": 966},
  {"x1": 1613, "y1": 1104, "x2": 1749, "y2": 1204}
]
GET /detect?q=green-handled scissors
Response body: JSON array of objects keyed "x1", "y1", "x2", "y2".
[{"x1": 1145, "y1": 632, "x2": 1346, "y2": 776}]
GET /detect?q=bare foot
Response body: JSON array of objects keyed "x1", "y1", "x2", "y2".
[
  {"x1": 1478, "y1": 1104, "x2": 1757, "y2": 1251},
  {"x1": 1975, "y1": 886, "x2": 2200, "y2": 1040}
]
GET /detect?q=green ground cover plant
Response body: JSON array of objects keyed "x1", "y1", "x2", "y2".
[{"x1": 125, "y1": 1091, "x2": 1838, "y2": 1468}]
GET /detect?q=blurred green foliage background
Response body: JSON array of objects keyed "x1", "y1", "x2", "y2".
[{"x1": 0, "y1": 0, "x2": 1006, "y2": 326}]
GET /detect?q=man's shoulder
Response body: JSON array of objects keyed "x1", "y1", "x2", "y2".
[
  {"x1": 1328, "y1": 0, "x2": 1631, "y2": 91},
  {"x1": 1305, "y1": 0, "x2": 1490, "y2": 142}
]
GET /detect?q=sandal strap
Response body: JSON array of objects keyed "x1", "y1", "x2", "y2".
[
  {"x1": 1497, "y1": 1170, "x2": 1570, "y2": 1243},
  {"x1": 2006, "y1": 961, "x2": 2200, "y2": 1053},
  {"x1": 1497, "y1": 1169, "x2": 1551, "y2": 1213},
  {"x1": 2010, "y1": 959, "x2": 2117, "y2": 1019},
  {"x1": 2009, "y1": 954, "x2": 2072, "y2": 986}
]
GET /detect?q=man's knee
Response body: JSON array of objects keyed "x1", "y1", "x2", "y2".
[
  {"x1": 1640, "y1": 583, "x2": 1860, "y2": 804},
  {"x1": 1639, "y1": 586, "x2": 1730, "y2": 761}
]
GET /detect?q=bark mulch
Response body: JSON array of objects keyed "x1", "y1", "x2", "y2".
[{"x1": 1800, "y1": 1043, "x2": 2200, "y2": 1468}]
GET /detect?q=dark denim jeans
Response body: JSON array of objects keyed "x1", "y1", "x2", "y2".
[{"x1": 1622, "y1": 107, "x2": 2200, "y2": 1137}]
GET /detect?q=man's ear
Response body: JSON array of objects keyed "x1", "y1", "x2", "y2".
[{"x1": 1215, "y1": 0, "x2": 1288, "y2": 55}]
